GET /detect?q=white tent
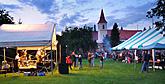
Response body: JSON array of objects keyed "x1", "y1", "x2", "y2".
[
  {"x1": 141, "y1": 34, "x2": 164, "y2": 48},
  {"x1": 125, "y1": 28, "x2": 156, "y2": 49},
  {"x1": 132, "y1": 29, "x2": 163, "y2": 49},
  {"x1": 112, "y1": 32, "x2": 141, "y2": 50},
  {"x1": 113, "y1": 28, "x2": 164, "y2": 50},
  {"x1": 116, "y1": 28, "x2": 149, "y2": 50},
  {"x1": 0, "y1": 24, "x2": 58, "y2": 50},
  {"x1": 112, "y1": 28, "x2": 165, "y2": 71},
  {"x1": 0, "y1": 24, "x2": 58, "y2": 74}
]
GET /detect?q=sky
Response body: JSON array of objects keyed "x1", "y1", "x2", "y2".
[{"x1": 0, "y1": 0, "x2": 156, "y2": 33}]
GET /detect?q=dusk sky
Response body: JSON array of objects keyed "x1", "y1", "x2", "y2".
[{"x1": 0, "y1": 0, "x2": 156, "y2": 33}]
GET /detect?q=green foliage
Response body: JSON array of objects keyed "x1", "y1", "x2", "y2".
[
  {"x1": 111, "y1": 23, "x2": 120, "y2": 47},
  {"x1": 0, "y1": 9, "x2": 14, "y2": 25},
  {"x1": 61, "y1": 25, "x2": 97, "y2": 54},
  {"x1": 146, "y1": 0, "x2": 165, "y2": 28}
]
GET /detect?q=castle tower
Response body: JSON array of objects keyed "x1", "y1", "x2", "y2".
[{"x1": 97, "y1": 9, "x2": 107, "y2": 44}]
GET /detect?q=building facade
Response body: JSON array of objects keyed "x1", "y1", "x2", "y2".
[{"x1": 93, "y1": 9, "x2": 142, "y2": 50}]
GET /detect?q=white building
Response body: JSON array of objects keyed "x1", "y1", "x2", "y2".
[{"x1": 97, "y1": 9, "x2": 107, "y2": 44}]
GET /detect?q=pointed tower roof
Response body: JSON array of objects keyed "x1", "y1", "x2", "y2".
[{"x1": 98, "y1": 9, "x2": 107, "y2": 24}]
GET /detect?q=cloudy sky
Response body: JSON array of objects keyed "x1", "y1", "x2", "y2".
[{"x1": 0, "y1": 0, "x2": 156, "y2": 32}]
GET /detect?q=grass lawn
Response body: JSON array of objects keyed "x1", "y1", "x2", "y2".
[{"x1": 0, "y1": 59, "x2": 165, "y2": 84}]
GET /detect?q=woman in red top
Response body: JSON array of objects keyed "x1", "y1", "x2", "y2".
[{"x1": 66, "y1": 55, "x2": 72, "y2": 70}]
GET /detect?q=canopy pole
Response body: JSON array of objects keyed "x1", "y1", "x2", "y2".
[
  {"x1": 50, "y1": 43, "x2": 53, "y2": 75},
  {"x1": 134, "y1": 49, "x2": 137, "y2": 61},
  {"x1": 134, "y1": 49, "x2": 137, "y2": 71},
  {"x1": 59, "y1": 44, "x2": 61, "y2": 64},
  {"x1": 55, "y1": 48, "x2": 58, "y2": 71},
  {"x1": 3, "y1": 48, "x2": 6, "y2": 62},
  {"x1": 152, "y1": 49, "x2": 155, "y2": 71},
  {"x1": 56, "y1": 46, "x2": 58, "y2": 64}
]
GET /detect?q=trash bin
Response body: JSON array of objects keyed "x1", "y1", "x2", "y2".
[{"x1": 58, "y1": 63, "x2": 69, "y2": 74}]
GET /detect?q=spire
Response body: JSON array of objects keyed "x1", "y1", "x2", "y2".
[{"x1": 98, "y1": 9, "x2": 107, "y2": 24}]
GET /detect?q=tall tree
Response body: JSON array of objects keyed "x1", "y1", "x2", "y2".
[
  {"x1": 61, "y1": 26, "x2": 97, "y2": 55},
  {"x1": 146, "y1": 0, "x2": 165, "y2": 29},
  {"x1": 111, "y1": 23, "x2": 120, "y2": 47},
  {"x1": 0, "y1": 9, "x2": 14, "y2": 25}
]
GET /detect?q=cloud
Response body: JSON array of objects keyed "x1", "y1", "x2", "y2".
[
  {"x1": 106, "y1": 2, "x2": 154, "y2": 29},
  {"x1": 59, "y1": 12, "x2": 86, "y2": 27},
  {"x1": 0, "y1": 0, "x2": 156, "y2": 32},
  {"x1": 9, "y1": 4, "x2": 48, "y2": 24},
  {"x1": 0, "y1": 4, "x2": 21, "y2": 9},
  {"x1": 18, "y1": 0, "x2": 56, "y2": 14},
  {"x1": 75, "y1": 0, "x2": 92, "y2": 4},
  {"x1": 0, "y1": 0, "x2": 20, "y2": 5}
]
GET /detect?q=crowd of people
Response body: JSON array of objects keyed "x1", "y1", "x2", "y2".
[
  {"x1": 65, "y1": 50, "x2": 109, "y2": 70},
  {"x1": 66, "y1": 51, "x2": 83, "y2": 70},
  {"x1": 65, "y1": 49, "x2": 165, "y2": 73}
]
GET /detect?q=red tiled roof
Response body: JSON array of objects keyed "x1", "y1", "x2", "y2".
[
  {"x1": 98, "y1": 9, "x2": 107, "y2": 23},
  {"x1": 92, "y1": 30, "x2": 142, "y2": 41}
]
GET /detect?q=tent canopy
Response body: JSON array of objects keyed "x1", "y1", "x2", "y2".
[
  {"x1": 112, "y1": 28, "x2": 165, "y2": 50},
  {"x1": 142, "y1": 43, "x2": 165, "y2": 49},
  {"x1": 0, "y1": 24, "x2": 57, "y2": 50}
]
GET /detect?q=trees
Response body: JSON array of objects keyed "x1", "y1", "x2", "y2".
[
  {"x1": 61, "y1": 25, "x2": 97, "y2": 55},
  {"x1": 146, "y1": 0, "x2": 165, "y2": 29},
  {"x1": 111, "y1": 23, "x2": 120, "y2": 47},
  {"x1": 0, "y1": 9, "x2": 14, "y2": 25}
]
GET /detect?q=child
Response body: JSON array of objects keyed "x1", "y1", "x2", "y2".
[{"x1": 66, "y1": 55, "x2": 72, "y2": 70}]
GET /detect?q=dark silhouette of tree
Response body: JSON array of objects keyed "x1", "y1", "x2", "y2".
[
  {"x1": 121, "y1": 26, "x2": 123, "y2": 30},
  {"x1": 94, "y1": 24, "x2": 96, "y2": 31},
  {"x1": 146, "y1": 0, "x2": 165, "y2": 29},
  {"x1": 61, "y1": 25, "x2": 97, "y2": 55},
  {"x1": 111, "y1": 23, "x2": 120, "y2": 47},
  {"x1": 0, "y1": 9, "x2": 14, "y2": 25}
]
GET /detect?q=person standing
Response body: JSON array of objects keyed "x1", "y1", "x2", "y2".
[
  {"x1": 104, "y1": 51, "x2": 107, "y2": 60},
  {"x1": 78, "y1": 54, "x2": 82, "y2": 69},
  {"x1": 99, "y1": 53, "x2": 104, "y2": 69},
  {"x1": 141, "y1": 50, "x2": 150, "y2": 72},
  {"x1": 91, "y1": 52, "x2": 95, "y2": 67},
  {"x1": 75, "y1": 54, "x2": 79, "y2": 67},
  {"x1": 71, "y1": 51, "x2": 76, "y2": 67},
  {"x1": 88, "y1": 51, "x2": 92, "y2": 67},
  {"x1": 14, "y1": 53, "x2": 20, "y2": 72},
  {"x1": 66, "y1": 55, "x2": 72, "y2": 70}
]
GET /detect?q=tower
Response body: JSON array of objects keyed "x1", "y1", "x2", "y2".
[{"x1": 97, "y1": 9, "x2": 107, "y2": 44}]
